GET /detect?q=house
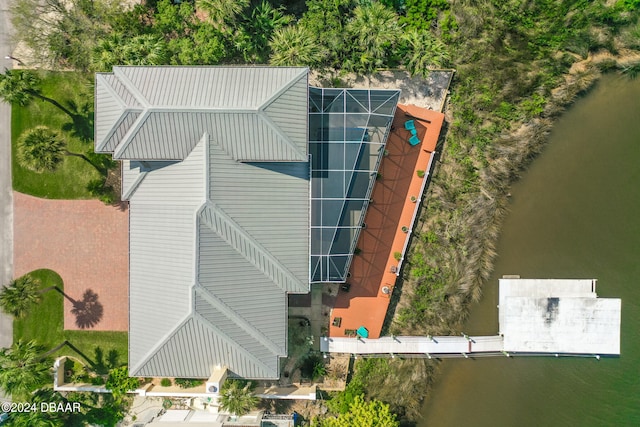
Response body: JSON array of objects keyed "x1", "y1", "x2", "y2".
[{"x1": 95, "y1": 66, "x2": 399, "y2": 380}]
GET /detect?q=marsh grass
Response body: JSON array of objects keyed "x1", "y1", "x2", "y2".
[{"x1": 370, "y1": 1, "x2": 640, "y2": 420}]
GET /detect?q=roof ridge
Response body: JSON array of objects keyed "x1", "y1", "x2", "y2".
[
  {"x1": 113, "y1": 68, "x2": 151, "y2": 108},
  {"x1": 256, "y1": 111, "x2": 307, "y2": 161},
  {"x1": 96, "y1": 74, "x2": 127, "y2": 109},
  {"x1": 121, "y1": 168, "x2": 149, "y2": 201},
  {"x1": 194, "y1": 286, "x2": 283, "y2": 355},
  {"x1": 112, "y1": 110, "x2": 151, "y2": 159},
  {"x1": 192, "y1": 311, "x2": 276, "y2": 376},
  {"x1": 260, "y1": 68, "x2": 308, "y2": 111},
  {"x1": 258, "y1": 69, "x2": 308, "y2": 160},
  {"x1": 96, "y1": 109, "x2": 143, "y2": 153},
  {"x1": 199, "y1": 202, "x2": 304, "y2": 293},
  {"x1": 130, "y1": 313, "x2": 193, "y2": 375}
]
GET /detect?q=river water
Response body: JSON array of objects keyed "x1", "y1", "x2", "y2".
[{"x1": 418, "y1": 74, "x2": 640, "y2": 427}]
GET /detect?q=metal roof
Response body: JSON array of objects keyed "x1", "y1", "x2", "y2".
[
  {"x1": 96, "y1": 67, "x2": 310, "y2": 379},
  {"x1": 95, "y1": 67, "x2": 308, "y2": 161}
]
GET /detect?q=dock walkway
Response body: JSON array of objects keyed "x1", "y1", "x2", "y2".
[{"x1": 321, "y1": 335, "x2": 505, "y2": 356}]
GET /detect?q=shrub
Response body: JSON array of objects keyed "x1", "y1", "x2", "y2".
[
  {"x1": 86, "y1": 179, "x2": 116, "y2": 205},
  {"x1": 312, "y1": 361, "x2": 327, "y2": 381},
  {"x1": 417, "y1": 170, "x2": 425, "y2": 178},
  {"x1": 160, "y1": 378, "x2": 172, "y2": 387},
  {"x1": 393, "y1": 251, "x2": 402, "y2": 261},
  {"x1": 91, "y1": 375, "x2": 106, "y2": 385},
  {"x1": 175, "y1": 378, "x2": 205, "y2": 389},
  {"x1": 299, "y1": 353, "x2": 323, "y2": 380}
]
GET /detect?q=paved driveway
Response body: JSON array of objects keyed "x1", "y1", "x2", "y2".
[
  {"x1": 0, "y1": 0, "x2": 15, "y2": 349},
  {"x1": 13, "y1": 192, "x2": 129, "y2": 331}
]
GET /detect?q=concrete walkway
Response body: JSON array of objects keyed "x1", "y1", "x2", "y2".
[{"x1": 0, "y1": 0, "x2": 15, "y2": 350}]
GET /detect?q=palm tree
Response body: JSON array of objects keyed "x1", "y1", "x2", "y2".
[
  {"x1": 92, "y1": 34, "x2": 168, "y2": 72},
  {"x1": 0, "y1": 275, "x2": 41, "y2": 318},
  {"x1": 270, "y1": 25, "x2": 324, "y2": 66},
  {"x1": 123, "y1": 35, "x2": 168, "y2": 67},
  {"x1": 218, "y1": 380, "x2": 259, "y2": 417},
  {"x1": 17, "y1": 126, "x2": 104, "y2": 174},
  {"x1": 402, "y1": 29, "x2": 451, "y2": 77},
  {"x1": 91, "y1": 34, "x2": 125, "y2": 72},
  {"x1": 346, "y1": 2, "x2": 401, "y2": 71},
  {"x1": 0, "y1": 340, "x2": 51, "y2": 400},
  {"x1": 196, "y1": 0, "x2": 250, "y2": 31},
  {"x1": 7, "y1": 387, "x2": 72, "y2": 427},
  {"x1": 0, "y1": 69, "x2": 75, "y2": 117}
]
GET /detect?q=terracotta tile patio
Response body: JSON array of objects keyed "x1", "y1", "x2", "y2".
[
  {"x1": 13, "y1": 192, "x2": 129, "y2": 331},
  {"x1": 329, "y1": 104, "x2": 445, "y2": 339}
]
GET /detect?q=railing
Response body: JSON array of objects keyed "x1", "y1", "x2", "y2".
[
  {"x1": 263, "y1": 414, "x2": 294, "y2": 420},
  {"x1": 396, "y1": 150, "x2": 437, "y2": 274}
]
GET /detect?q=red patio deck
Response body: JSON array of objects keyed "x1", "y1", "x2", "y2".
[{"x1": 329, "y1": 104, "x2": 445, "y2": 339}]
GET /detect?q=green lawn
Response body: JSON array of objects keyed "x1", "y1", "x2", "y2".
[
  {"x1": 11, "y1": 71, "x2": 100, "y2": 199},
  {"x1": 13, "y1": 269, "x2": 128, "y2": 371}
]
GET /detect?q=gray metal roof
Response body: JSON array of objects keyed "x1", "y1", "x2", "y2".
[
  {"x1": 96, "y1": 67, "x2": 310, "y2": 379},
  {"x1": 95, "y1": 67, "x2": 308, "y2": 161}
]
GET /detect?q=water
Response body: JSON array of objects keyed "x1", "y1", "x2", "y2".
[{"x1": 418, "y1": 74, "x2": 640, "y2": 427}]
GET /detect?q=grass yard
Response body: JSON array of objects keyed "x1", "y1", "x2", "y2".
[
  {"x1": 13, "y1": 269, "x2": 128, "y2": 371},
  {"x1": 11, "y1": 71, "x2": 100, "y2": 199}
]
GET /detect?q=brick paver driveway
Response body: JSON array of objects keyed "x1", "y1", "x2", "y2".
[{"x1": 13, "y1": 192, "x2": 128, "y2": 331}]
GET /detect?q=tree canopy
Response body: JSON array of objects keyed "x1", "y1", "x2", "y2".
[
  {"x1": 0, "y1": 340, "x2": 51, "y2": 400},
  {"x1": 16, "y1": 126, "x2": 66, "y2": 174},
  {"x1": 0, "y1": 275, "x2": 41, "y2": 318},
  {"x1": 218, "y1": 380, "x2": 259, "y2": 417},
  {"x1": 320, "y1": 395, "x2": 399, "y2": 427}
]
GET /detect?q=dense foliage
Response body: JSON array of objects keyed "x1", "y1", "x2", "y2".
[
  {"x1": 10, "y1": 0, "x2": 451, "y2": 74},
  {"x1": 105, "y1": 366, "x2": 140, "y2": 400},
  {"x1": 319, "y1": 394, "x2": 399, "y2": 427}
]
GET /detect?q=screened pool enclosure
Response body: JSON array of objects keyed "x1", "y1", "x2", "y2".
[{"x1": 309, "y1": 87, "x2": 400, "y2": 283}]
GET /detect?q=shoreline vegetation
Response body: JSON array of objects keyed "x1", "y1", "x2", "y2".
[
  {"x1": 376, "y1": 27, "x2": 640, "y2": 427},
  {"x1": 5, "y1": 0, "x2": 640, "y2": 426}
]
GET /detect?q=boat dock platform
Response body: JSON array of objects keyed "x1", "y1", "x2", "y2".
[{"x1": 321, "y1": 278, "x2": 621, "y2": 358}]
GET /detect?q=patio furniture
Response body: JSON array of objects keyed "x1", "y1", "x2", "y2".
[
  {"x1": 404, "y1": 120, "x2": 416, "y2": 132},
  {"x1": 409, "y1": 135, "x2": 420, "y2": 146},
  {"x1": 356, "y1": 326, "x2": 369, "y2": 338},
  {"x1": 341, "y1": 283, "x2": 351, "y2": 292},
  {"x1": 332, "y1": 317, "x2": 342, "y2": 327}
]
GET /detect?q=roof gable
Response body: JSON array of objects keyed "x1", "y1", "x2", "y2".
[{"x1": 96, "y1": 67, "x2": 309, "y2": 162}]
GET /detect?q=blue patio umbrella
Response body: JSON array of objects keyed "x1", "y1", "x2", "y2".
[{"x1": 356, "y1": 326, "x2": 369, "y2": 338}]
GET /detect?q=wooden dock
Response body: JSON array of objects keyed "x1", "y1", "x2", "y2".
[{"x1": 321, "y1": 335, "x2": 505, "y2": 357}]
